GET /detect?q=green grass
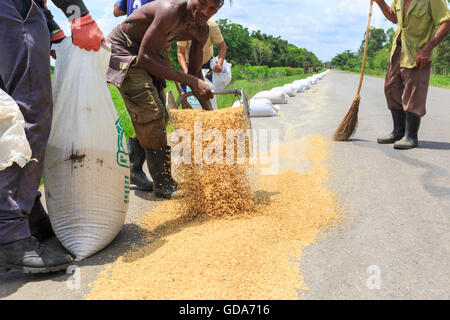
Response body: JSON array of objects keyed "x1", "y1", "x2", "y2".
[{"x1": 342, "y1": 69, "x2": 450, "y2": 89}]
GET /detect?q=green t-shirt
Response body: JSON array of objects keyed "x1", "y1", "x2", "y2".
[{"x1": 390, "y1": 0, "x2": 450, "y2": 68}]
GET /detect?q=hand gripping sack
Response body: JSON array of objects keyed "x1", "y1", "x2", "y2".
[
  {"x1": 210, "y1": 56, "x2": 232, "y2": 90},
  {"x1": 44, "y1": 38, "x2": 130, "y2": 260},
  {"x1": 0, "y1": 89, "x2": 33, "y2": 171}
]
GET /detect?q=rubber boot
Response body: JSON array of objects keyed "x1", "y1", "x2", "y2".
[
  {"x1": 145, "y1": 146, "x2": 179, "y2": 199},
  {"x1": 0, "y1": 237, "x2": 73, "y2": 274},
  {"x1": 377, "y1": 109, "x2": 406, "y2": 144},
  {"x1": 129, "y1": 138, "x2": 153, "y2": 191},
  {"x1": 394, "y1": 112, "x2": 421, "y2": 150},
  {"x1": 28, "y1": 192, "x2": 55, "y2": 242}
]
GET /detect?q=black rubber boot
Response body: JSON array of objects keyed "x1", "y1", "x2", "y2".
[
  {"x1": 129, "y1": 138, "x2": 153, "y2": 191},
  {"x1": 29, "y1": 192, "x2": 55, "y2": 242},
  {"x1": 394, "y1": 112, "x2": 421, "y2": 150},
  {"x1": 145, "y1": 146, "x2": 179, "y2": 199},
  {"x1": 377, "y1": 109, "x2": 406, "y2": 144},
  {"x1": 0, "y1": 237, "x2": 73, "y2": 274}
]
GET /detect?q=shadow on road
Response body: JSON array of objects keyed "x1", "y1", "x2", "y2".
[
  {"x1": 348, "y1": 139, "x2": 450, "y2": 200},
  {"x1": 419, "y1": 140, "x2": 450, "y2": 151}
]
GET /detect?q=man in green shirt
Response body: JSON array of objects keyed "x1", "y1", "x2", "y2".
[{"x1": 374, "y1": 0, "x2": 450, "y2": 149}]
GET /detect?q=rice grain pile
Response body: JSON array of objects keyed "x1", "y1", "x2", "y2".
[
  {"x1": 169, "y1": 107, "x2": 256, "y2": 219},
  {"x1": 87, "y1": 135, "x2": 342, "y2": 300}
]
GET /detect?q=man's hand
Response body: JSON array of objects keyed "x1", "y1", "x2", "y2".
[
  {"x1": 70, "y1": 14, "x2": 105, "y2": 52},
  {"x1": 191, "y1": 78, "x2": 214, "y2": 101},
  {"x1": 416, "y1": 46, "x2": 432, "y2": 69},
  {"x1": 212, "y1": 62, "x2": 223, "y2": 73}
]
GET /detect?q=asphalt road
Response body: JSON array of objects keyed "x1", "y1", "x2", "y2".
[{"x1": 1, "y1": 70, "x2": 448, "y2": 299}]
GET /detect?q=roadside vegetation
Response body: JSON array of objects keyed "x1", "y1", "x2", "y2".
[{"x1": 329, "y1": 25, "x2": 450, "y2": 89}]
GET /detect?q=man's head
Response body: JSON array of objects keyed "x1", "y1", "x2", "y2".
[{"x1": 191, "y1": 0, "x2": 225, "y2": 25}]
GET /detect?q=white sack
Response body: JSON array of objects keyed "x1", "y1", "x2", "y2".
[
  {"x1": 210, "y1": 56, "x2": 232, "y2": 90},
  {"x1": 231, "y1": 99, "x2": 277, "y2": 117},
  {"x1": 0, "y1": 89, "x2": 33, "y2": 171},
  {"x1": 253, "y1": 90, "x2": 288, "y2": 104},
  {"x1": 44, "y1": 38, "x2": 129, "y2": 260},
  {"x1": 249, "y1": 99, "x2": 277, "y2": 117}
]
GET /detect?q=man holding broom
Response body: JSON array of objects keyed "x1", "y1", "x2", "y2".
[
  {"x1": 107, "y1": 0, "x2": 226, "y2": 199},
  {"x1": 374, "y1": 0, "x2": 450, "y2": 149}
]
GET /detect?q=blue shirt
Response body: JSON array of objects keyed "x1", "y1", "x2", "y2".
[{"x1": 115, "y1": 0, "x2": 154, "y2": 17}]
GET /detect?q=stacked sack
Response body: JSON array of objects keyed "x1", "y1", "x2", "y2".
[{"x1": 243, "y1": 70, "x2": 330, "y2": 117}]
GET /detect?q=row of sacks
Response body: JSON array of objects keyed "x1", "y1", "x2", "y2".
[{"x1": 232, "y1": 70, "x2": 330, "y2": 117}]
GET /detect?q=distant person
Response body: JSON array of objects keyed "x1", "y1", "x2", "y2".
[
  {"x1": 177, "y1": 19, "x2": 227, "y2": 108},
  {"x1": 114, "y1": 0, "x2": 154, "y2": 17},
  {"x1": 374, "y1": 0, "x2": 450, "y2": 149},
  {"x1": 113, "y1": 0, "x2": 156, "y2": 193}
]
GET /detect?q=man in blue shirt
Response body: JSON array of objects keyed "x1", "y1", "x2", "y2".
[
  {"x1": 114, "y1": 0, "x2": 154, "y2": 17},
  {"x1": 113, "y1": 0, "x2": 156, "y2": 193}
]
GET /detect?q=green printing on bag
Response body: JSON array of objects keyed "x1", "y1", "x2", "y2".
[
  {"x1": 124, "y1": 175, "x2": 130, "y2": 204},
  {"x1": 115, "y1": 119, "x2": 130, "y2": 168}
]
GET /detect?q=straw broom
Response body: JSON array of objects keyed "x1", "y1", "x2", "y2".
[
  {"x1": 333, "y1": 0, "x2": 374, "y2": 141},
  {"x1": 165, "y1": 52, "x2": 193, "y2": 109}
]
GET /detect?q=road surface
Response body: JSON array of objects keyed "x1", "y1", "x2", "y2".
[{"x1": 1, "y1": 70, "x2": 449, "y2": 299}]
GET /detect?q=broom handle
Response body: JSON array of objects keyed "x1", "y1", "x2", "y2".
[
  {"x1": 356, "y1": 0, "x2": 374, "y2": 97},
  {"x1": 165, "y1": 52, "x2": 184, "y2": 95}
]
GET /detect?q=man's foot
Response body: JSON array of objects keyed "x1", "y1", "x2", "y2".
[
  {"x1": 0, "y1": 237, "x2": 73, "y2": 274},
  {"x1": 129, "y1": 138, "x2": 154, "y2": 191},
  {"x1": 394, "y1": 112, "x2": 421, "y2": 150},
  {"x1": 377, "y1": 109, "x2": 406, "y2": 144}
]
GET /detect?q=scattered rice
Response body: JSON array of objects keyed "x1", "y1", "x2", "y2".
[{"x1": 87, "y1": 110, "x2": 341, "y2": 299}]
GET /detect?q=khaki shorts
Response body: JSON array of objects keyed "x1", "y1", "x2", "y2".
[
  {"x1": 119, "y1": 65, "x2": 169, "y2": 150},
  {"x1": 384, "y1": 45, "x2": 431, "y2": 118}
]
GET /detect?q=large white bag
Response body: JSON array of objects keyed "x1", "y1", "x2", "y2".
[
  {"x1": 44, "y1": 38, "x2": 129, "y2": 260},
  {"x1": 282, "y1": 84, "x2": 296, "y2": 97},
  {"x1": 253, "y1": 90, "x2": 288, "y2": 104},
  {"x1": 0, "y1": 89, "x2": 33, "y2": 171},
  {"x1": 232, "y1": 99, "x2": 277, "y2": 117}
]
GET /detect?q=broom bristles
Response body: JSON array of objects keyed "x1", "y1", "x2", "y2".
[{"x1": 333, "y1": 96, "x2": 360, "y2": 141}]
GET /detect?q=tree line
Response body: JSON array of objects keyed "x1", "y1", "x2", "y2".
[
  {"x1": 168, "y1": 19, "x2": 322, "y2": 72},
  {"x1": 331, "y1": 24, "x2": 449, "y2": 76}
]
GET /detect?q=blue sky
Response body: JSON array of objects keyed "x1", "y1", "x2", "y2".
[{"x1": 47, "y1": 0, "x2": 396, "y2": 61}]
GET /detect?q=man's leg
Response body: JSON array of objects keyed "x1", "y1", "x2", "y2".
[
  {"x1": 128, "y1": 137, "x2": 154, "y2": 191},
  {"x1": 394, "y1": 62, "x2": 431, "y2": 150},
  {"x1": 119, "y1": 67, "x2": 178, "y2": 199},
  {"x1": 378, "y1": 45, "x2": 406, "y2": 144},
  {"x1": 0, "y1": 0, "x2": 72, "y2": 273}
]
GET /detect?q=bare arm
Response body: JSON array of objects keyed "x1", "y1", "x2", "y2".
[
  {"x1": 177, "y1": 45, "x2": 189, "y2": 73},
  {"x1": 189, "y1": 38, "x2": 214, "y2": 110},
  {"x1": 212, "y1": 41, "x2": 227, "y2": 73},
  {"x1": 374, "y1": 0, "x2": 398, "y2": 24},
  {"x1": 416, "y1": 20, "x2": 450, "y2": 69},
  {"x1": 136, "y1": 7, "x2": 212, "y2": 101},
  {"x1": 113, "y1": 4, "x2": 126, "y2": 17}
]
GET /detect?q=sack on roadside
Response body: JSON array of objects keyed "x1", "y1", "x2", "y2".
[
  {"x1": 253, "y1": 90, "x2": 288, "y2": 104},
  {"x1": 44, "y1": 38, "x2": 129, "y2": 260},
  {"x1": 232, "y1": 98, "x2": 278, "y2": 117}
]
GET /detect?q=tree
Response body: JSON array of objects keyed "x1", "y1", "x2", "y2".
[
  {"x1": 359, "y1": 27, "x2": 387, "y2": 58},
  {"x1": 216, "y1": 19, "x2": 254, "y2": 65}
]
